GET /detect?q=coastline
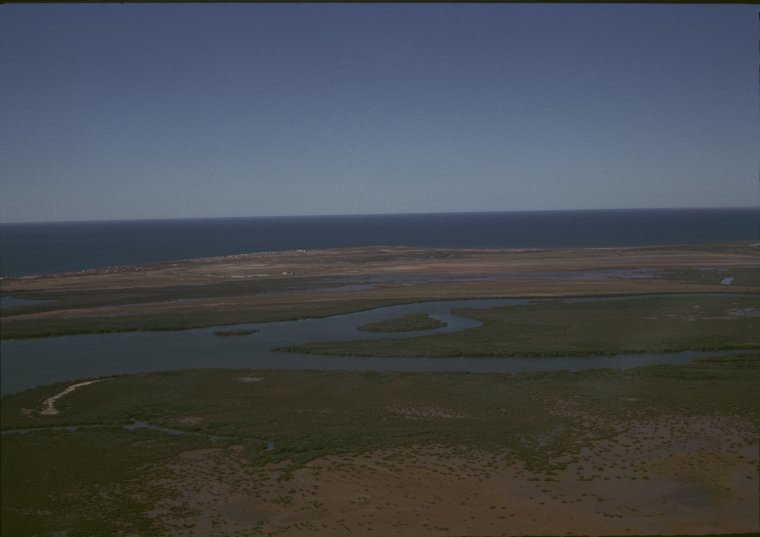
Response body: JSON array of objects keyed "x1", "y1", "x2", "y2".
[
  {"x1": 2, "y1": 242, "x2": 758, "y2": 340},
  {"x1": 3, "y1": 208, "x2": 759, "y2": 278},
  {"x1": 2, "y1": 242, "x2": 758, "y2": 536}
]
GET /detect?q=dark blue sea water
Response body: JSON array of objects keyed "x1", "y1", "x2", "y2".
[{"x1": 1, "y1": 208, "x2": 758, "y2": 278}]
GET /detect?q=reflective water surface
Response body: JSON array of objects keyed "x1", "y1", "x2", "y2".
[{"x1": 1, "y1": 296, "x2": 755, "y2": 395}]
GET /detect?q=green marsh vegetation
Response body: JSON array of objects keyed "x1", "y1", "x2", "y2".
[
  {"x1": 0, "y1": 296, "x2": 422, "y2": 340},
  {"x1": 212, "y1": 328, "x2": 259, "y2": 336},
  {"x1": 2, "y1": 355, "x2": 759, "y2": 536},
  {"x1": 358, "y1": 313, "x2": 447, "y2": 332},
  {"x1": 279, "y1": 295, "x2": 759, "y2": 357}
]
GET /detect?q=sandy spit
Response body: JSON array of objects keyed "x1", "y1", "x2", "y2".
[{"x1": 39, "y1": 379, "x2": 103, "y2": 416}]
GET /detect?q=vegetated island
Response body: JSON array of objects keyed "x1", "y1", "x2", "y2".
[
  {"x1": 2, "y1": 355, "x2": 758, "y2": 536},
  {"x1": 276, "y1": 294, "x2": 760, "y2": 357},
  {"x1": 357, "y1": 312, "x2": 448, "y2": 332},
  {"x1": 212, "y1": 328, "x2": 259, "y2": 337}
]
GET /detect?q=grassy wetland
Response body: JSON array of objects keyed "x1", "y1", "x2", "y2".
[
  {"x1": 212, "y1": 328, "x2": 260, "y2": 337},
  {"x1": 279, "y1": 295, "x2": 760, "y2": 357},
  {"x1": 358, "y1": 312, "x2": 448, "y2": 332},
  {"x1": 2, "y1": 243, "x2": 759, "y2": 536}
]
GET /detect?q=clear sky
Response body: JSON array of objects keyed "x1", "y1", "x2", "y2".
[{"x1": 0, "y1": 4, "x2": 757, "y2": 223}]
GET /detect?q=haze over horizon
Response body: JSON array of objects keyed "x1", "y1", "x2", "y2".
[
  {"x1": 1, "y1": 206, "x2": 759, "y2": 227},
  {"x1": 1, "y1": 4, "x2": 757, "y2": 223}
]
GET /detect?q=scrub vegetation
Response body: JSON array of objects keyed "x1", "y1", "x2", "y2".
[
  {"x1": 279, "y1": 295, "x2": 759, "y2": 357},
  {"x1": 0, "y1": 297, "x2": 420, "y2": 340},
  {"x1": 358, "y1": 313, "x2": 447, "y2": 332},
  {"x1": 2, "y1": 244, "x2": 759, "y2": 535},
  {"x1": 2, "y1": 355, "x2": 759, "y2": 536},
  {"x1": 212, "y1": 328, "x2": 259, "y2": 337}
]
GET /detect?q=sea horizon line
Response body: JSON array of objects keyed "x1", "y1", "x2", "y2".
[{"x1": 2, "y1": 205, "x2": 758, "y2": 227}]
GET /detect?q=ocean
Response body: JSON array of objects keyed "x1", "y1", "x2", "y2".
[{"x1": 1, "y1": 208, "x2": 758, "y2": 278}]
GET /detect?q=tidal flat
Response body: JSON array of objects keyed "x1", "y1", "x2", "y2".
[
  {"x1": 1, "y1": 242, "x2": 758, "y2": 339},
  {"x1": 2, "y1": 357, "x2": 758, "y2": 536}
]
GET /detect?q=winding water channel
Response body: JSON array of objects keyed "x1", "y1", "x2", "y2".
[{"x1": 1, "y1": 295, "x2": 755, "y2": 395}]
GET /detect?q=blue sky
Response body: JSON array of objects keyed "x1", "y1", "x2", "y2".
[{"x1": 0, "y1": 4, "x2": 757, "y2": 223}]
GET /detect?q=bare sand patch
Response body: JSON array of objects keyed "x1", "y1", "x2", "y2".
[{"x1": 39, "y1": 379, "x2": 102, "y2": 416}]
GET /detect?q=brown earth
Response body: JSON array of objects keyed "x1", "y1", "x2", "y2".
[
  {"x1": 2, "y1": 243, "x2": 758, "y2": 326},
  {"x1": 145, "y1": 415, "x2": 758, "y2": 537},
  {"x1": 4, "y1": 244, "x2": 758, "y2": 292}
]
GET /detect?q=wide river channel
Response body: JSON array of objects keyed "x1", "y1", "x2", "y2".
[{"x1": 1, "y1": 295, "x2": 754, "y2": 395}]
